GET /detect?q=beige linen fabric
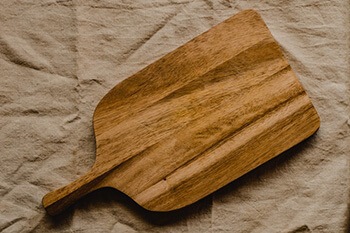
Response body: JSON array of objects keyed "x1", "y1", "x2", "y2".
[{"x1": 0, "y1": 0, "x2": 349, "y2": 232}]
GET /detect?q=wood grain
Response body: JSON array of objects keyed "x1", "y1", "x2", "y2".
[{"x1": 42, "y1": 9, "x2": 320, "y2": 215}]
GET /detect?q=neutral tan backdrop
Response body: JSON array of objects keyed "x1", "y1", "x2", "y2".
[{"x1": 0, "y1": 0, "x2": 349, "y2": 232}]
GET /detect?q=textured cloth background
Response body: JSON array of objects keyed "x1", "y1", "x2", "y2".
[{"x1": 0, "y1": 0, "x2": 349, "y2": 232}]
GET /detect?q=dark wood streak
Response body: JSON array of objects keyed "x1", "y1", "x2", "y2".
[{"x1": 160, "y1": 89, "x2": 306, "y2": 183}]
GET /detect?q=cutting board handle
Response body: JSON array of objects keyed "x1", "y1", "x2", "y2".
[{"x1": 42, "y1": 170, "x2": 102, "y2": 215}]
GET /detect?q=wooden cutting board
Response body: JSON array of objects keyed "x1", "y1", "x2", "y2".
[{"x1": 42, "y1": 9, "x2": 320, "y2": 215}]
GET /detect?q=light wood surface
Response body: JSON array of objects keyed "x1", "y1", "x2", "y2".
[{"x1": 42, "y1": 9, "x2": 320, "y2": 215}]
